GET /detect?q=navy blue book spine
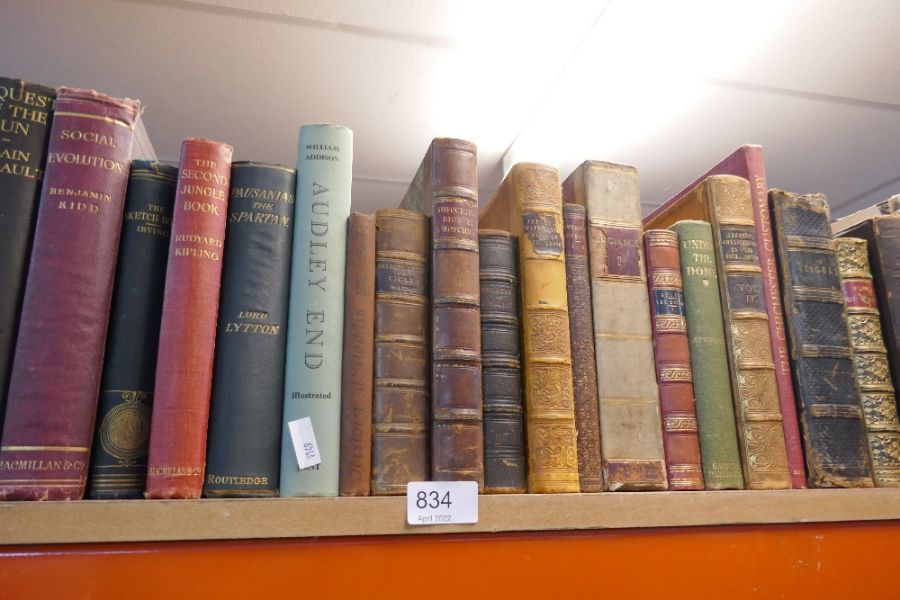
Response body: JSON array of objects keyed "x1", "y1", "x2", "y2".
[{"x1": 204, "y1": 162, "x2": 296, "y2": 497}]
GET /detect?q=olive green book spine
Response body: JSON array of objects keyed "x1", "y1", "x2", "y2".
[{"x1": 670, "y1": 220, "x2": 744, "y2": 489}]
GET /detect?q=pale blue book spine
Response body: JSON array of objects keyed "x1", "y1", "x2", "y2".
[{"x1": 280, "y1": 124, "x2": 353, "y2": 496}]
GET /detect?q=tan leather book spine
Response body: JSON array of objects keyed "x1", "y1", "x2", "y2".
[
  {"x1": 480, "y1": 163, "x2": 580, "y2": 493},
  {"x1": 563, "y1": 203, "x2": 603, "y2": 492},
  {"x1": 835, "y1": 238, "x2": 900, "y2": 486},
  {"x1": 562, "y1": 161, "x2": 667, "y2": 491},
  {"x1": 401, "y1": 139, "x2": 483, "y2": 487},
  {"x1": 644, "y1": 229, "x2": 705, "y2": 490},
  {"x1": 371, "y1": 209, "x2": 429, "y2": 495},
  {"x1": 339, "y1": 213, "x2": 376, "y2": 496}
]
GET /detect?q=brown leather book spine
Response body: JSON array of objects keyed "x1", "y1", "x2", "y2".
[
  {"x1": 644, "y1": 229, "x2": 705, "y2": 490},
  {"x1": 339, "y1": 213, "x2": 376, "y2": 496},
  {"x1": 479, "y1": 230, "x2": 526, "y2": 493},
  {"x1": 0, "y1": 87, "x2": 139, "y2": 500},
  {"x1": 429, "y1": 140, "x2": 484, "y2": 487},
  {"x1": 145, "y1": 138, "x2": 233, "y2": 499},
  {"x1": 371, "y1": 209, "x2": 429, "y2": 495},
  {"x1": 562, "y1": 204, "x2": 603, "y2": 492}
]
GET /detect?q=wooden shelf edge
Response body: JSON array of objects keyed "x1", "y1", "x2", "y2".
[{"x1": 1, "y1": 488, "x2": 899, "y2": 545}]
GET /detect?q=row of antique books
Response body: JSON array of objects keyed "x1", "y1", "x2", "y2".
[{"x1": 0, "y1": 78, "x2": 898, "y2": 501}]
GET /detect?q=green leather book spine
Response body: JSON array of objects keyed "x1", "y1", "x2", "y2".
[
  {"x1": 280, "y1": 124, "x2": 353, "y2": 497},
  {"x1": 670, "y1": 220, "x2": 744, "y2": 489}
]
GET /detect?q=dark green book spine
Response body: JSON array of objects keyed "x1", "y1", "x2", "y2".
[
  {"x1": 204, "y1": 162, "x2": 295, "y2": 497},
  {"x1": 0, "y1": 78, "x2": 54, "y2": 423},
  {"x1": 670, "y1": 220, "x2": 744, "y2": 489},
  {"x1": 88, "y1": 161, "x2": 176, "y2": 499},
  {"x1": 770, "y1": 191, "x2": 873, "y2": 488}
]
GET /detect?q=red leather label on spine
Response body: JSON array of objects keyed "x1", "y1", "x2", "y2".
[
  {"x1": 843, "y1": 280, "x2": 877, "y2": 309},
  {"x1": 563, "y1": 209, "x2": 588, "y2": 257},
  {"x1": 433, "y1": 198, "x2": 477, "y2": 244},
  {"x1": 145, "y1": 139, "x2": 232, "y2": 499},
  {"x1": 593, "y1": 224, "x2": 643, "y2": 279},
  {"x1": 0, "y1": 88, "x2": 138, "y2": 500}
]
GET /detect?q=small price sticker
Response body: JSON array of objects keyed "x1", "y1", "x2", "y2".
[
  {"x1": 287, "y1": 417, "x2": 321, "y2": 470},
  {"x1": 406, "y1": 481, "x2": 478, "y2": 525}
]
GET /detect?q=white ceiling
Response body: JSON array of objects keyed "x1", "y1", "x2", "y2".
[{"x1": 2, "y1": 0, "x2": 899, "y2": 216}]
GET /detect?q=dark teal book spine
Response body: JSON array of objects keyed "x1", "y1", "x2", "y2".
[
  {"x1": 0, "y1": 78, "x2": 54, "y2": 424},
  {"x1": 204, "y1": 162, "x2": 296, "y2": 497},
  {"x1": 88, "y1": 161, "x2": 176, "y2": 499}
]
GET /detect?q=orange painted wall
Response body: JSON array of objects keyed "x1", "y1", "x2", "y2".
[{"x1": 2, "y1": 522, "x2": 899, "y2": 599}]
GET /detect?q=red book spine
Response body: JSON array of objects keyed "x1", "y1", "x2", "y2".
[
  {"x1": 644, "y1": 230, "x2": 704, "y2": 490},
  {"x1": 742, "y1": 149, "x2": 805, "y2": 489},
  {"x1": 0, "y1": 88, "x2": 140, "y2": 500},
  {"x1": 145, "y1": 138, "x2": 232, "y2": 499},
  {"x1": 644, "y1": 145, "x2": 805, "y2": 488}
]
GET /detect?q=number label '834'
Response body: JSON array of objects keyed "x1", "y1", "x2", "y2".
[{"x1": 416, "y1": 490, "x2": 451, "y2": 509}]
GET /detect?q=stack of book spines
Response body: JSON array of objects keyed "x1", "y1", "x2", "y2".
[{"x1": 1, "y1": 76, "x2": 898, "y2": 501}]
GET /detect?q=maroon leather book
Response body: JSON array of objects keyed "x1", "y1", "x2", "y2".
[
  {"x1": 400, "y1": 139, "x2": 484, "y2": 487},
  {"x1": 644, "y1": 229, "x2": 705, "y2": 490},
  {"x1": 643, "y1": 145, "x2": 806, "y2": 488},
  {"x1": 0, "y1": 88, "x2": 140, "y2": 500},
  {"x1": 145, "y1": 138, "x2": 233, "y2": 499},
  {"x1": 562, "y1": 204, "x2": 603, "y2": 492}
]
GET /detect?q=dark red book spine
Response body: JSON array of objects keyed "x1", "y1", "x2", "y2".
[
  {"x1": 145, "y1": 138, "x2": 232, "y2": 499},
  {"x1": 644, "y1": 229, "x2": 704, "y2": 490},
  {"x1": 0, "y1": 87, "x2": 140, "y2": 500}
]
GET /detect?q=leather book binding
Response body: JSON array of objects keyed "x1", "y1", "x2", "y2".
[
  {"x1": 88, "y1": 161, "x2": 176, "y2": 499},
  {"x1": 645, "y1": 176, "x2": 791, "y2": 489},
  {"x1": 400, "y1": 138, "x2": 483, "y2": 488},
  {"x1": 645, "y1": 145, "x2": 805, "y2": 488},
  {"x1": 371, "y1": 209, "x2": 429, "y2": 495},
  {"x1": 145, "y1": 138, "x2": 233, "y2": 499},
  {"x1": 644, "y1": 229, "x2": 705, "y2": 490},
  {"x1": 479, "y1": 230, "x2": 526, "y2": 493},
  {"x1": 562, "y1": 204, "x2": 603, "y2": 492},
  {"x1": 769, "y1": 190, "x2": 873, "y2": 488},
  {"x1": 280, "y1": 124, "x2": 353, "y2": 497},
  {"x1": 835, "y1": 237, "x2": 900, "y2": 486},
  {"x1": 835, "y1": 214, "x2": 900, "y2": 403},
  {"x1": 204, "y1": 162, "x2": 295, "y2": 497},
  {"x1": 669, "y1": 221, "x2": 744, "y2": 489},
  {"x1": 481, "y1": 163, "x2": 580, "y2": 493},
  {"x1": 339, "y1": 212, "x2": 376, "y2": 496},
  {"x1": 562, "y1": 161, "x2": 667, "y2": 491},
  {"x1": 0, "y1": 78, "x2": 54, "y2": 424},
  {"x1": 0, "y1": 87, "x2": 139, "y2": 500}
]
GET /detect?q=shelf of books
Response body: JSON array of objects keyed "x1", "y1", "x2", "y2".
[{"x1": 2, "y1": 75, "x2": 900, "y2": 598}]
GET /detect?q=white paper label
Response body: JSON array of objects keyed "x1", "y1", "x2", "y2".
[
  {"x1": 406, "y1": 481, "x2": 478, "y2": 525},
  {"x1": 288, "y1": 417, "x2": 321, "y2": 470}
]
